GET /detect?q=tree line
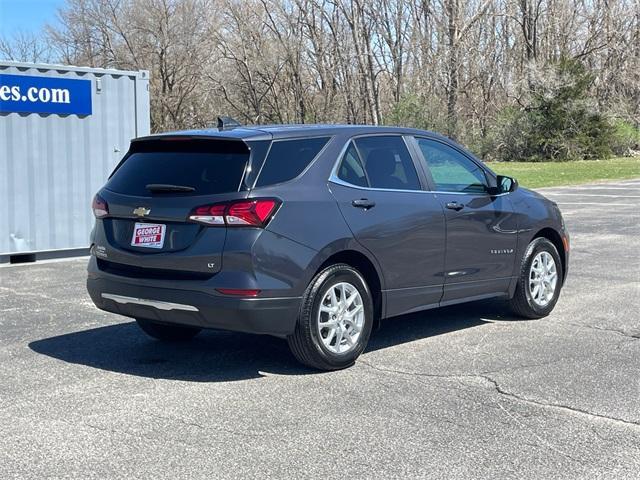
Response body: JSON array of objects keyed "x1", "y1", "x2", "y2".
[{"x1": 1, "y1": 0, "x2": 638, "y2": 161}]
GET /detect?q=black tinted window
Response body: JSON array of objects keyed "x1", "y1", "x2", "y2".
[
  {"x1": 415, "y1": 138, "x2": 487, "y2": 193},
  {"x1": 106, "y1": 139, "x2": 249, "y2": 196},
  {"x1": 354, "y1": 136, "x2": 421, "y2": 190},
  {"x1": 337, "y1": 143, "x2": 368, "y2": 187},
  {"x1": 255, "y1": 137, "x2": 329, "y2": 187},
  {"x1": 242, "y1": 140, "x2": 271, "y2": 188}
]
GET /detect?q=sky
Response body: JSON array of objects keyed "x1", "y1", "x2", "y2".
[{"x1": 0, "y1": 0, "x2": 63, "y2": 37}]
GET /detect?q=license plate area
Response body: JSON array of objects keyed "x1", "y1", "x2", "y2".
[{"x1": 131, "y1": 222, "x2": 166, "y2": 249}]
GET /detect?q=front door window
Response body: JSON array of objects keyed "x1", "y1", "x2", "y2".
[{"x1": 415, "y1": 139, "x2": 488, "y2": 194}]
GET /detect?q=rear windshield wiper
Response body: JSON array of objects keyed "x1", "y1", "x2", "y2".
[{"x1": 145, "y1": 183, "x2": 195, "y2": 193}]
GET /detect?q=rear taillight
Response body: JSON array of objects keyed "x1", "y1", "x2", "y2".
[
  {"x1": 92, "y1": 194, "x2": 109, "y2": 218},
  {"x1": 189, "y1": 204, "x2": 226, "y2": 226},
  {"x1": 189, "y1": 199, "x2": 280, "y2": 227}
]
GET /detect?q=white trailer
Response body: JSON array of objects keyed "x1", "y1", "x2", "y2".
[{"x1": 0, "y1": 61, "x2": 150, "y2": 263}]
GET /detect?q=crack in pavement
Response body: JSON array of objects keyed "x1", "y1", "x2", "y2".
[
  {"x1": 358, "y1": 360, "x2": 590, "y2": 465},
  {"x1": 81, "y1": 420, "x2": 201, "y2": 449},
  {"x1": 357, "y1": 360, "x2": 640, "y2": 429},
  {"x1": 147, "y1": 412, "x2": 271, "y2": 438},
  {"x1": 477, "y1": 374, "x2": 640, "y2": 428},
  {"x1": 568, "y1": 323, "x2": 640, "y2": 340},
  {"x1": 476, "y1": 336, "x2": 636, "y2": 376}
]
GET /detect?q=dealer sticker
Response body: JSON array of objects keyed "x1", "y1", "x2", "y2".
[{"x1": 131, "y1": 223, "x2": 166, "y2": 249}]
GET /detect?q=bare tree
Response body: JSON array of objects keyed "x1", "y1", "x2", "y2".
[
  {"x1": 0, "y1": 31, "x2": 53, "y2": 63},
  {"x1": 1, "y1": 0, "x2": 635, "y2": 150}
]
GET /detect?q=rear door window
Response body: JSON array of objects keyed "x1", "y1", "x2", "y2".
[
  {"x1": 106, "y1": 139, "x2": 249, "y2": 196},
  {"x1": 255, "y1": 137, "x2": 330, "y2": 187},
  {"x1": 354, "y1": 136, "x2": 421, "y2": 190},
  {"x1": 337, "y1": 142, "x2": 368, "y2": 187}
]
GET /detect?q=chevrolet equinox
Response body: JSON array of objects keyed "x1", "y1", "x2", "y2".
[{"x1": 87, "y1": 124, "x2": 569, "y2": 370}]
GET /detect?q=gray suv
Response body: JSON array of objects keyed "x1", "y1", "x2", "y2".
[{"x1": 87, "y1": 124, "x2": 569, "y2": 370}]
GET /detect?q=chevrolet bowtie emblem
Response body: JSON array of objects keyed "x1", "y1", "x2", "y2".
[{"x1": 133, "y1": 207, "x2": 151, "y2": 217}]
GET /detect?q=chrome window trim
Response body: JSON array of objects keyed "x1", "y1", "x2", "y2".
[
  {"x1": 428, "y1": 190, "x2": 510, "y2": 197},
  {"x1": 328, "y1": 134, "x2": 428, "y2": 194},
  {"x1": 329, "y1": 133, "x2": 512, "y2": 197},
  {"x1": 329, "y1": 174, "x2": 433, "y2": 194}
]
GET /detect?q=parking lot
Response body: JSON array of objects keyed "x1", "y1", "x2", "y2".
[{"x1": 1, "y1": 179, "x2": 639, "y2": 479}]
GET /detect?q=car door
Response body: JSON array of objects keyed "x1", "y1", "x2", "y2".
[
  {"x1": 411, "y1": 137, "x2": 518, "y2": 304},
  {"x1": 328, "y1": 135, "x2": 446, "y2": 317}
]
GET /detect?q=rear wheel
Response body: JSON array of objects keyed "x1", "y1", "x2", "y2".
[
  {"x1": 136, "y1": 318, "x2": 202, "y2": 341},
  {"x1": 288, "y1": 264, "x2": 374, "y2": 371},
  {"x1": 509, "y1": 237, "x2": 563, "y2": 319}
]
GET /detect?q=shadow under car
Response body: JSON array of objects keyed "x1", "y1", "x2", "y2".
[{"x1": 28, "y1": 299, "x2": 519, "y2": 382}]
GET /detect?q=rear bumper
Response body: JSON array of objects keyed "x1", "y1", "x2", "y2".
[{"x1": 87, "y1": 275, "x2": 301, "y2": 337}]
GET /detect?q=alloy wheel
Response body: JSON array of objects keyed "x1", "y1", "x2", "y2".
[
  {"x1": 317, "y1": 282, "x2": 365, "y2": 354},
  {"x1": 528, "y1": 251, "x2": 558, "y2": 307}
]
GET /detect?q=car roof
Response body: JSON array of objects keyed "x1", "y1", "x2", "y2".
[{"x1": 135, "y1": 124, "x2": 452, "y2": 143}]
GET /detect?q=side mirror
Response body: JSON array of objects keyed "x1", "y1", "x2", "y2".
[
  {"x1": 498, "y1": 175, "x2": 517, "y2": 194},
  {"x1": 488, "y1": 175, "x2": 518, "y2": 195}
]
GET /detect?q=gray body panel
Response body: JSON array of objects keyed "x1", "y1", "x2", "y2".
[
  {"x1": 329, "y1": 182, "x2": 446, "y2": 316},
  {"x1": 86, "y1": 124, "x2": 568, "y2": 336},
  {"x1": 436, "y1": 192, "x2": 518, "y2": 303}
]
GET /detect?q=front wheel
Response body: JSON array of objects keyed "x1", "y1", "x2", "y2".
[
  {"x1": 136, "y1": 318, "x2": 202, "y2": 341},
  {"x1": 509, "y1": 237, "x2": 564, "y2": 319},
  {"x1": 287, "y1": 264, "x2": 374, "y2": 371}
]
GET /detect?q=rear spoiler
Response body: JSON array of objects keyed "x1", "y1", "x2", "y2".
[
  {"x1": 128, "y1": 136, "x2": 249, "y2": 154},
  {"x1": 114, "y1": 135, "x2": 272, "y2": 191}
]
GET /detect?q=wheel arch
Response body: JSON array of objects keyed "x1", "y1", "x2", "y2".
[
  {"x1": 317, "y1": 250, "x2": 384, "y2": 328},
  {"x1": 532, "y1": 227, "x2": 567, "y2": 281}
]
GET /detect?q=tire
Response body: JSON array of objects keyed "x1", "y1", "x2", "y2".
[
  {"x1": 287, "y1": 263, "x2": 374, "y2": 371},
  {"x1": 136, "y1": 318, "x2": 202, "y2": 341},
  {"x1": 509, "y1": 237, "x2": 564, "y2": 319}
]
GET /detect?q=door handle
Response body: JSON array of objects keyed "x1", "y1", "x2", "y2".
[
  {"x1": 352, "y1": 198, "x2": 376, "y2": 209},
  {"x1": 446, "y1": 201, "x2": 464, "y2": 211}
]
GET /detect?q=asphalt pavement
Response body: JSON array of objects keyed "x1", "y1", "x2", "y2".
[{"x1": 1, "y1": 179, "x2": 639, "y2": 479}]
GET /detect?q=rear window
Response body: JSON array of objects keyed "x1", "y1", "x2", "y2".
[
  {"x1": 106, "y1": 139, "x2": 249, "y2": 196},
  {"x1": 255, "y1": 137, "x2": 330, "y2": 187}
]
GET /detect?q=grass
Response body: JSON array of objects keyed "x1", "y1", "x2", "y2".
[{"x1": 487, "y1": 157, "x2": 640, "y2": 189}]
